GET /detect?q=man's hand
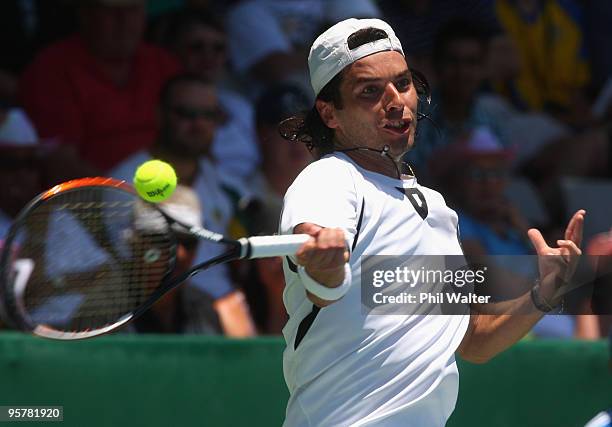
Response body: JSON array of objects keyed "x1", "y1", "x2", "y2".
[
  {"x1": 294, "y1": 223, "x2": 349, "y2": 306},
  {"x1": 458, "y1": 210, "x2": 586, "y2": 363},
  {"x1": 527, "y1": 209, "x2": 585, "y2": 305}
]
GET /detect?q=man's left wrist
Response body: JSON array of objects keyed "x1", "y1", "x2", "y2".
[{"x1": 531, "y1": 279, "x2": 563, "y2": 313}]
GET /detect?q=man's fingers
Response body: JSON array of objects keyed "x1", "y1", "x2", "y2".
[
  {"x1": 565, "y1": 209, "x2": 586, "y2": 245},
  {"x1": 527, "y1": 228, "x2": 550, "y2": 254},
  {"x1": 295, "y1": 222, "x2": 322, "y2": 237},
  {"x1": 295, "y1": 227, "x2": 347, "y2": 269},
  {"x1": 557, "y1": 239, "x2": 582, "y2": 256},
  {"x1": 309, "y1": 250, "x2": 345, "y2": 271},
  {"x1": 295, "y1": 238, "x2": 317, "y2": 265},
  {"x1": 294, "y1": 223, "x2": 324, "y2": 265},
  {"x1": 316, "y1": 228, "x2": 343, "y2": 248},
  {"x1": 306, "y1": 229, "x2": 347, "y2": 269}
]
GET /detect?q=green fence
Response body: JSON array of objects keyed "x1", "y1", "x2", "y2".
[{"x1": 0, "y1": 332, "x2": 610, "y2": 426}]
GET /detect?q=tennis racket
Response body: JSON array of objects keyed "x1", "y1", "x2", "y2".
[{"x1": 0, "y1": 177, "x2": 308, "y2": 340}]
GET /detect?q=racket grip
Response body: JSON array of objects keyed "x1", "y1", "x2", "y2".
[{"x1": 239, "y1": 234, "x2": 311, "y2": 259}]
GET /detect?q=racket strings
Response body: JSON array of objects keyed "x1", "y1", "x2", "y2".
[{"x1": 11, "y1": 186, "x2": 175, "y2": 333}]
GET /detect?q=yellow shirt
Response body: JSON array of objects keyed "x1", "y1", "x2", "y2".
[{"x1": 495, "y1": 0, "x2": 590, "y2": 110}]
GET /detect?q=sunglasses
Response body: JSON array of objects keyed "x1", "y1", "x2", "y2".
[{"x1": 169, "y1": 105, "x2": 228, "y2": 124}]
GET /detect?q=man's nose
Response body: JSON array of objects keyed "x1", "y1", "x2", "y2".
[{"x1": 383, "y1": 83, "x2": 404, "y2": 114}]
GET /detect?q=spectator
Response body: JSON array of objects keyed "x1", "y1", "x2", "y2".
[
  {"x1": 378, "y1": 0, "x2": 497, "y2": 87},
  {"x1": 242, "y1": 84, "x2": 312, "y2": 334},
  {"x1": 131, "y1": 185, "x2": 231, "y2": 334},
  {"x1": 0, "y1": 109, "x2": 39, "y2": 238},
  {"x1": 0, "y1": 139, "x2": 92, "y2": 243},
  {"x1": 433, "y1": 127, "x2": 598, "y2": 338},
  {"x1": 165, "y1": 9, "x2": 260, "y2": 181},
  {"x1": 406, "y1": 19, "x2": 609, "y2": 201},
  {"x1": 0, "y1": 141, "x2": 41, "y2": 328},
  {"x1": 226, "y1": 0, "x2": 380, "y2": 96},
  {"x1": 111, "y1": 74, "x2": 255, "y2": 337},
  {"x1": 249, "y1": 83, "x2": 312, "y2": 234},
  {"x1": 493, "y1": 0, "x2": 591, "y2": 119},
  {"x1": 405, "y1": 20, "x2": 502, "y2": 179},
  {"x1": 431, "y1": 127, "x2": 533, "y2": 266},
  {"x1": 20, "y1": 0, "x2": 179, "y2": 173}
]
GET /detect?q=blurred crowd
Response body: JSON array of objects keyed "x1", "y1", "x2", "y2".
[{"x1": 0, "y1": 0, "x2": 611, "y2": 339}]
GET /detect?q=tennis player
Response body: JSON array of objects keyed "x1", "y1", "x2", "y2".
[{"x1": 280, "y1": 18, "x2": 585, "y2": 426}]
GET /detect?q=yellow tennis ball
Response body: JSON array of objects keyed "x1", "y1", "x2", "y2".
[{"x1": 133, "y1": 159, "x2": 177, "y2": 203}]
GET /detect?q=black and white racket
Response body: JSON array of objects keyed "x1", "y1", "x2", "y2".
[{"x1": 0, "y1": 177, "x2": 307, "y2": 340}]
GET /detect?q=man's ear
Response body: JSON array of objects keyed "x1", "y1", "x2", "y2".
[{"x1": 316, "y1": 99, "x2": 339, "y2": 129}]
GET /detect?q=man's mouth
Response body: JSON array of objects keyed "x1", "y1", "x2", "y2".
[{"x1": 382, "y1": 119, "x2": 411, "y2": 134}]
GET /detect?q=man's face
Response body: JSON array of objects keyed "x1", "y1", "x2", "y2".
[
  {"x1": 437, "y1": 39, "x2": 485, "y2": 102},
  {"x1": 80, "y1": 3, "x2": 146, "y2": 60},
  {"x1": 176, "y1": 24, "x2": 227, "y2": 83},
  {"x1": 322, "y1": 51, "x2": 418, "y2": 160},
  {"x1": 160, "y1": 82, "x2": 221, "y2": 156}
]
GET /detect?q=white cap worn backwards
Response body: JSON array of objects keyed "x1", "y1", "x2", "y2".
[{"x1": 308, "y1": 18, "x2": 404, "y2": 97}]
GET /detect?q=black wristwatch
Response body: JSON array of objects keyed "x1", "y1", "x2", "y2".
[{"x1": 530, "y1": 280, "x2": 563, "y2": 313}]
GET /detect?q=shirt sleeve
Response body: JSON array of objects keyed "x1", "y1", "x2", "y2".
[
  {"x1": 226, "y1": 0, "x2": 292, "y2": 73},
  {"x1": 280, "y1": 157, "x2": 360, "y2": 246}
]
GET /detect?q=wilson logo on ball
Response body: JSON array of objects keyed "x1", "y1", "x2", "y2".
[{"x1": 146, "y1": 184, "x2": 171, "y2": 197}]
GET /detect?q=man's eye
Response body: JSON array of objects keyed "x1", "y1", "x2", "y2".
[
  {"x1": 362, "y1": 86, "x2": 380, "y2": 95},
  {"x1": 396, "y1": 78, "x2": 411, "y2": 91}
]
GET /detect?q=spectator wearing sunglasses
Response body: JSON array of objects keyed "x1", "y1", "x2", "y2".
[
  {"x1": 110, "y1": 74, "x2": 256, "y2": 337},
  {"x1": 161, "y1": 9, "x2": 260, "y2": 183},
  {"x1": 431, "y1": 127, "x2": 527, "y2": 257}
]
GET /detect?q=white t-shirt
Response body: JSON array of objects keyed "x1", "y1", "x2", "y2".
[{"x1": 280, "y1": 153, "x2": 469, "y2": 426}]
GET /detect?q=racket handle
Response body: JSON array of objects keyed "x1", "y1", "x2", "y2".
[{"x1": 239, "y1": 234, "x2": 311, "y2": 259}]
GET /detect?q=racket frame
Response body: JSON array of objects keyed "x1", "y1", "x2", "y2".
[
  {"x1": 0, "y1": 177, "x2": 179, "y2": 339},
  {"x1": 0, "y1": 177, "x2": 309, "y2": 340}
]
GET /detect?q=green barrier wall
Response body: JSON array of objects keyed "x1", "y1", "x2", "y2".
[{"x1": 0, "y1": 332, "x2": 610, "y2": 427}]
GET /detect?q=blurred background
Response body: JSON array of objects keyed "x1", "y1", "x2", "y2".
[{"x1": 0, "y1": 1, "x2": 611, "y2": 425}]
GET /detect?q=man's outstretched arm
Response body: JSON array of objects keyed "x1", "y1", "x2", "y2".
[{"x1": 457, "y1": 210, "x2": 586, "y2": 363}]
